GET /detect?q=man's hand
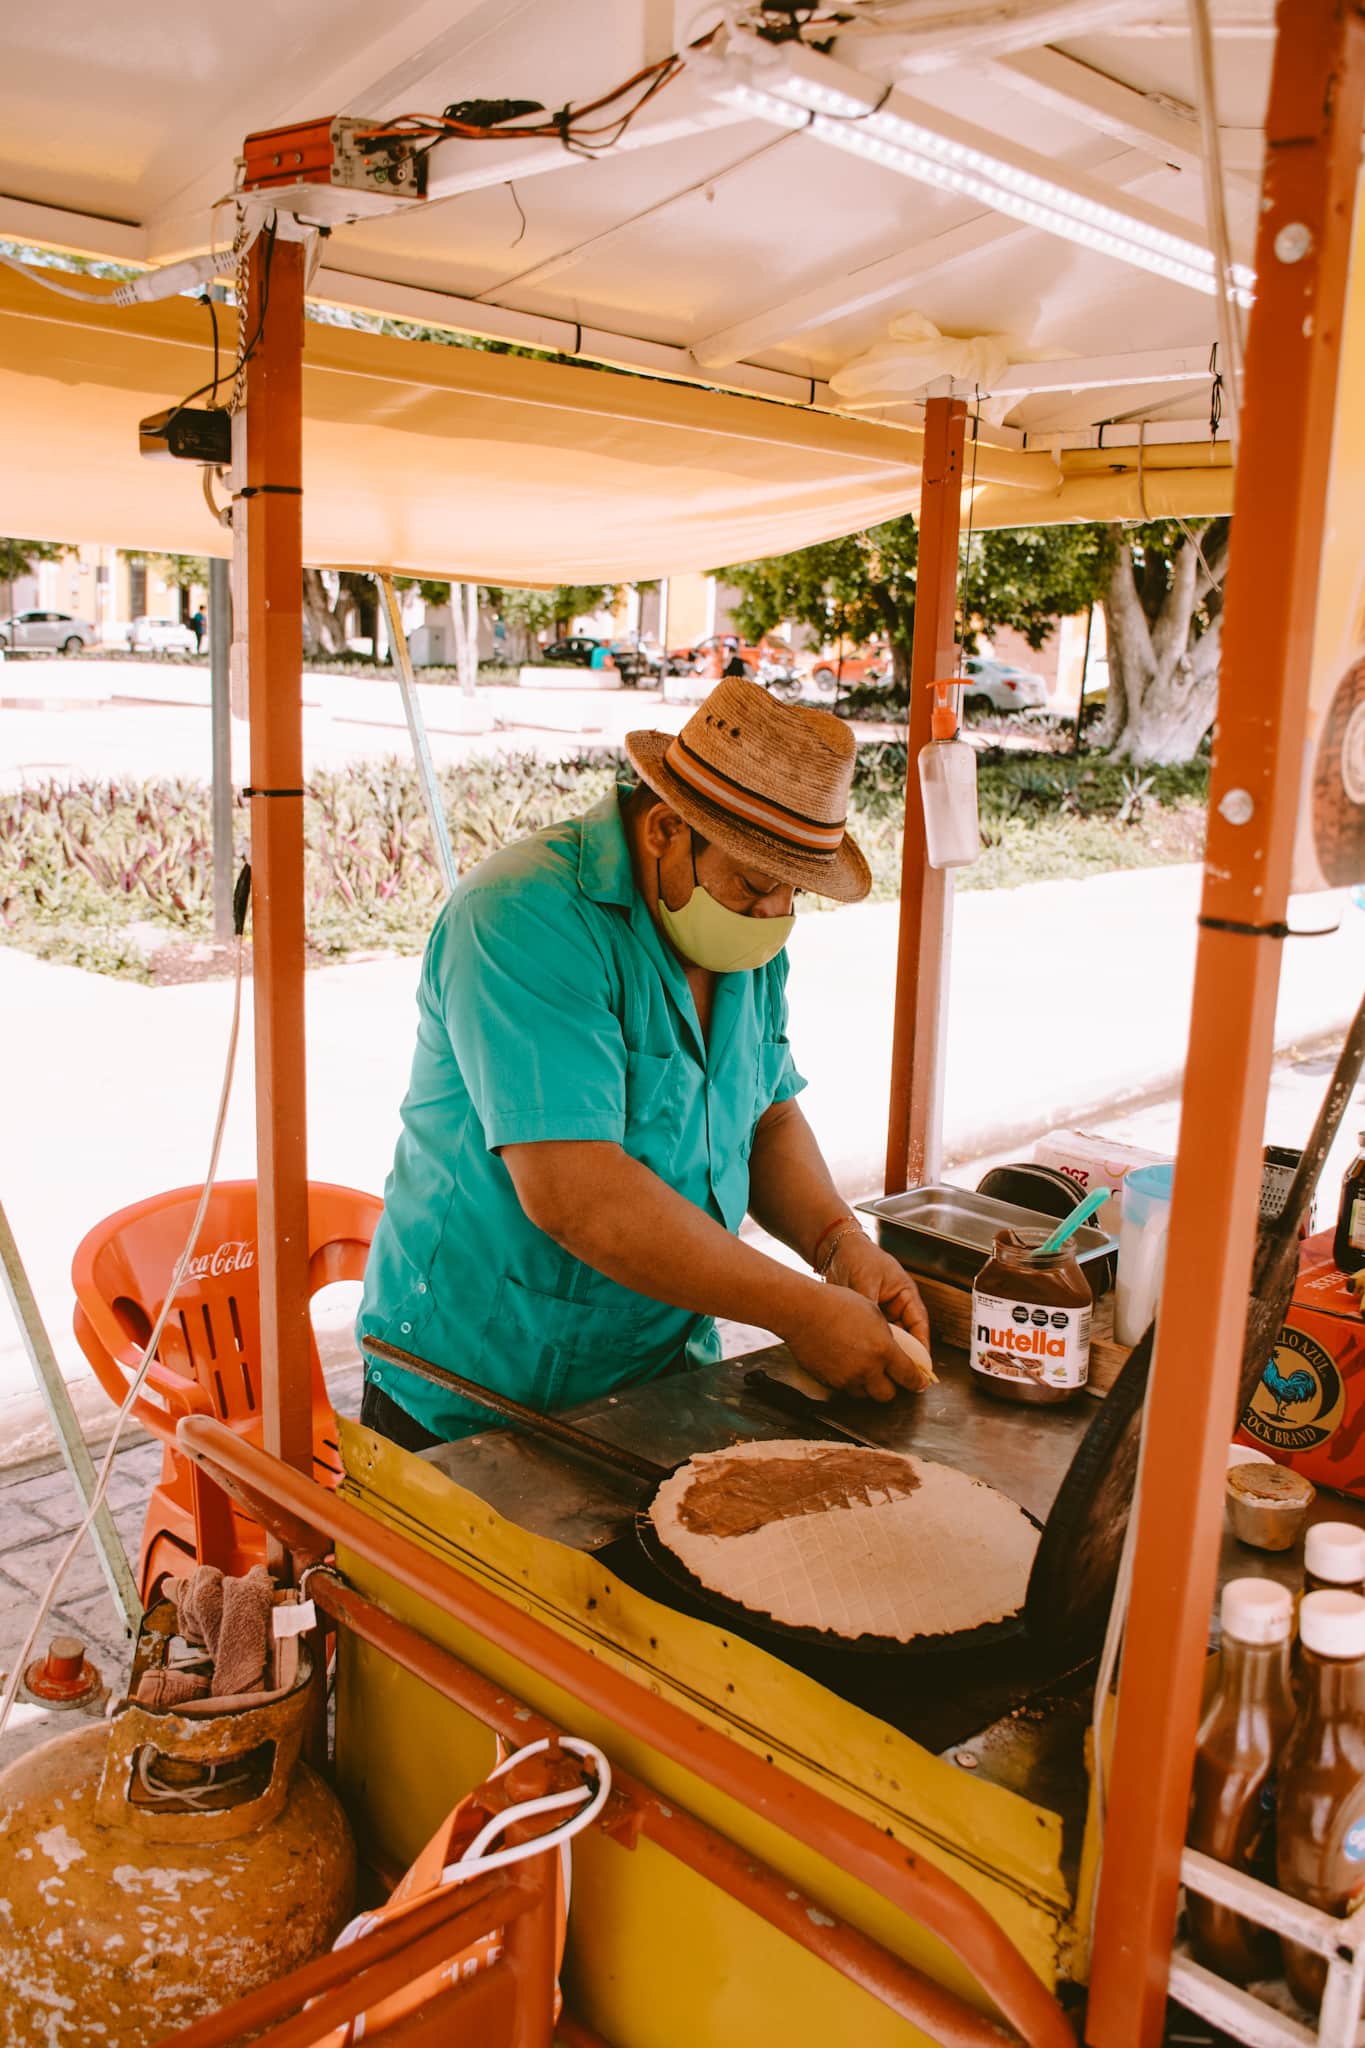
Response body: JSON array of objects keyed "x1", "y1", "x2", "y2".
[
  {"x1": 824, "y1": 1229, "x2": 930, "y2": 1351},
  {"x1": 782, "y1": 1282, "x2": 930, "y2": 1402}
]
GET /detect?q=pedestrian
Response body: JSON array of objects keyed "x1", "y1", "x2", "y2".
[{"x1": 190, "y1": 608, "x2": 206, "y2": 653}]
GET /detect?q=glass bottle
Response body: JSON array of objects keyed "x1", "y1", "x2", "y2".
[
  {"x1": 969, "y1": 1228, "x2": 1092, "y2": 1406},
  {"x1": 1333, "y1": 1133, "x2": 1365, "y2": 1277},
  {"x1": 1276, "y1": 1591, "x2": 1365, "y2": 2010},
  {"x1": 1305, "y1": 1523, "x2": 1365, "y2": 1597},
  {"x1": 1187, "y1": 1579, "x2": 1296, "y2": 1983}
]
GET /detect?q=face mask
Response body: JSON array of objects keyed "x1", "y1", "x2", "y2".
[{"x1": 656, "y1": 838, "x2": 795, "y2": 973}]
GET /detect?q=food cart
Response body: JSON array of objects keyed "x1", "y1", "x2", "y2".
[{"x1": 0, "y1": 2, "x2": 1362, "y2": 2043}]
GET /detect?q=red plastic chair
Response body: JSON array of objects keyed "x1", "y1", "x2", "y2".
[{"x1": 72, "y1": 1180, "x2": 382, "y2": 1603}]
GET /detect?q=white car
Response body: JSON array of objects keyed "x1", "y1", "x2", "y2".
[
  {"x1": 0, "y1": 608, "x2": 95, "y2": 653},
  {"x1": 962, "y1": 655, "x2": 1049, "y2": 712},
  {"x1": 128, "y1": 615, "x2": 198, "y2": 654}
]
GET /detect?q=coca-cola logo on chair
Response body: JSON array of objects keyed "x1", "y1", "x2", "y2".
[{"x1": 185, "y1": 1240, "x2": 257, "y2": 1282}]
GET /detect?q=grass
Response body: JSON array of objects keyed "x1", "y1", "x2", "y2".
[{"x1": 0, "y1": 747, "x2": 1209, "y2": 981}]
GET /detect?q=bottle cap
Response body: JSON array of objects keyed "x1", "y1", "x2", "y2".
[
  {"x1": 927, "y1": 679, "x2": 958, "y2": 742},
  {"x1": 1305, "y1": 1522, "x2": 1365, "y2": 1586},
  {"x1": 1300, "y1": 1590, "x2": 1365, "y2": 1659},
  {"x1": 1220, "y1": 1578, "x2": 1293, "y2": 1645}
]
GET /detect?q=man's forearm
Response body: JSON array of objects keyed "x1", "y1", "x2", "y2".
[
  {"x1": 746, "y1": 1098, "x2": 855, "y2": 1267},
  {"x1": 501, "y1": 1140, "x2": 821, "y2": 1334}
]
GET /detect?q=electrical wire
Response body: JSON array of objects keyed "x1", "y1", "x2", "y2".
[
  {"x1": 1186, "y1": 0, "x2": 1244, "y2": 454},
  {"x1": 0, "y1": 877, "x2": 251, "y2": 1742},
  {"x1": 0, "y1": 250, "x2": 121, "y2": 302}
]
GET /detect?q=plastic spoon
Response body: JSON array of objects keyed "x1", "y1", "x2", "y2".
[{"x1": 1033, "y1": 1186, "x2": 1111, "y2": 1256}]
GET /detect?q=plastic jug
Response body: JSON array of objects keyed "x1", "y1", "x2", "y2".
[{"x1": 1115, "y1": 1162, "x2": 1174, "y2": 1345}]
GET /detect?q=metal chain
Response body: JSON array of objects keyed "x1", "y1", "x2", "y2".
[{"x1": 230, "y1": 208, "x2": 251, "y2": 416}]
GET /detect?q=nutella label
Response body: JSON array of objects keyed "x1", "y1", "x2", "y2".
[{"x1": 970, "y1": 1289, "x2": 1091, "y2": 1390}]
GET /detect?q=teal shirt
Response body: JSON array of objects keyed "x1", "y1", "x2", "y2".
[{"x1": 358, "y1": 790, "x2": 806, "y2": 1438}]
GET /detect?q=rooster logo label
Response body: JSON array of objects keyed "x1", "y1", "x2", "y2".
[{"x1": 1243, "y1": 1327, "x2": 1344, "y2": 1453}]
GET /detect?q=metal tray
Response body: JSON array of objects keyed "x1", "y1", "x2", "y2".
[{"x1": 856, "y1": 1185, "x2": 1117, "y2": 1292}]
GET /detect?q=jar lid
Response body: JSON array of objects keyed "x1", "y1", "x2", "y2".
[
  {"x1": 1300, "y1": 1590, "x2": 1365, "y2": 1658},
  {"x1": 1221, "y1": 1578, "x2": 1293, "y2": 1645},
  {"x1": 1226, "y1": 1444, "x2": 1275, "y2": 1472},
  {"x1": 1306, "y1": 1523, "x2": 1365, "y2": 1586}
]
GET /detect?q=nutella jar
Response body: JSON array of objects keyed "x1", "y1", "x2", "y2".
[{"x1": 969, "y1": 1228, "x2": 1092, "y2": 1405}]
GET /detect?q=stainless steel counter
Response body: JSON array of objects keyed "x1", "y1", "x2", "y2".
[{"x1": 423, "y1": 1342, "x2": 1095, "y2": 1551}]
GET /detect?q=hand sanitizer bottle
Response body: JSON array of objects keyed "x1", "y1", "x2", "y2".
[{"x1": 918, "y1": 681, "x2": 980, "y2": 869}]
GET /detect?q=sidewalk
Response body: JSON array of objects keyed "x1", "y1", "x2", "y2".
[{"x1": 3, "y1": 861, "x2": 1360, "y2": 1461}]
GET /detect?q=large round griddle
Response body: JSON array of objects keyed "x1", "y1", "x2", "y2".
[{"x1": 634, "y1": 1492, "x2": 1040, "y2": 1659}]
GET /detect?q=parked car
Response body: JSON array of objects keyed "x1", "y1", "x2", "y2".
[
  {"x1": 0, "y1": 609, "x2": 95, "y2": 653},
  {"x1": 607, "y1": 636, "x2": 669, "y2": 684},
  {"x1": 128, "y1": 615, "x2": 198, "y2": 654},
  {"x1": 540, "y1": 635, "x2": 604, "y2": 667},
  {"x1": 667, "y1": 633, "x2": 795, "y2": 677},
  {"x1": 803, "y1": 645, "x2": 889, "y2": 691},
  {"x1": 961, "y1": 655, "x2": 1049, "y2": 712}
]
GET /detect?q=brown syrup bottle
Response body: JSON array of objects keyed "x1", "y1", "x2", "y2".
[
  {"x1": 1187, "y1": 1579, "x2": 1296, "y2": 1983},
  {"x1": 1277, "y1": 1590, "x2": 1365, "y2": 2009}
]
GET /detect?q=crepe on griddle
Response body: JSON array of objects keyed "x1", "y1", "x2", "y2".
[{"x1": 649, "y1": 1439, "x2": 1036, "y2": 1644}]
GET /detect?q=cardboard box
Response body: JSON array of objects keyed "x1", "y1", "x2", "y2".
[
  {"x1": 1235, "y1": 1234, "x2": 1365, "y2": 1496},
  {"x1": 1032, "y1": 1128, "x2": 1171, "y2": 1234}
]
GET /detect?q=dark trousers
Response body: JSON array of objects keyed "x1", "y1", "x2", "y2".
[{"x1": 359, "y1": 1378, "x2": 445, "y2": 1453}]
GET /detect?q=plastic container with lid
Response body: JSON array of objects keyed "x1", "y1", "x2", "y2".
[
  {"x1": 1276, "y1": 1590, "x2": 1365, "y2": 2010},
  {"x1": 1188, "y1": 1579, "x2": 1296, "y2": 1984},
  {"x1": 968, "y1": 1227, "x2": 1092, "y2": 1406},
  {"x1": 917, "y1": 682, "x2": 980, "y2": 870},
  {"x1": 1225, "y1": 1461, "x2": 1315, "y2": 1552}
]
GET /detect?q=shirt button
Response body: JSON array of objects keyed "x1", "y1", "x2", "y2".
[
  {"x1": 401, "y1": 1322, "x2": 412, "y2": 1334},
  {"x1": 372, "y1": 1371, "x2": 383, "y2": 1386},
  {"x1": 417, "y1": 1283, "x2": 427, "y2": 1295}
]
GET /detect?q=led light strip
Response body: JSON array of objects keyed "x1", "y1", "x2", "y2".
[{"x1": 717, "y1": 73, "x2": 1255, "y2": 309}]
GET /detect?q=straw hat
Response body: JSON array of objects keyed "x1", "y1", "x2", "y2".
[{"x1": 625, "y1": 677, "x2": 870, "y2": 903}]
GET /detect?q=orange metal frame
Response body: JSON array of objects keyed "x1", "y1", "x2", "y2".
[
  {"x1": 241, "y1": 230, "x2": 314, "y2": 1487},
  {"x1": 177, "y1": 1411, "x2": 1070, "y2": 2048},
  {"x1": 1087, "y1": 4, "x2": 1365, "y2": 2041},
  {"x1": 225, "y1": 0, "x2": 1365, "y2": 2033}
]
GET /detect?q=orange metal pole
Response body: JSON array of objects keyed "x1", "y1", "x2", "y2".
[
  {"x1": 179, "y1": 1413, "x2": 1070, "y2": 2048},
  {"x1": 885, "y1": 396, "x2": 966, "y2": 1194},
  {"x1": 242, "y1": 229, "x2": 314, "y2": 1479},
  {"x1": 1087, "y1": 6, "x2": 1365, "y2": 2042}
]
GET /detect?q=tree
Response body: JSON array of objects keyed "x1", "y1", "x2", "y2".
[
  {"x1": 1092, "y1": 519, "x2": 1230, "y2": 763},
  {"x1": 720, "y1": 519, "x2": 1105, "y2": 697},
  {"x1": 0, "y1": 537, "x2": 71, "y2": 616},
  {"x1": 483, "y1": 585, "x2": 617, "y2": 658},
  {"x1": 720, "y1": 515, "x2": 1231, "y2": 763},
  {"x1": 302, "y1": 570, "x2": 383, "y2": 659}
]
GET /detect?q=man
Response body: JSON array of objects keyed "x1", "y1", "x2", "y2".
[{"x1": 358, "y1": 676, "x2": 930, "y2": 1450}]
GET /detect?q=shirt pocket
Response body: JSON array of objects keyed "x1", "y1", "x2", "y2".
[
  {"x1": 623, "y1": 1048, "x2": 685, "y2": 1175},
  {"x1": 742, "y1": 1036, "x2": 796, "y2": 1158},
  {"x1": 484, "y1": 1271, "x2": 641, "y2": 1413}
]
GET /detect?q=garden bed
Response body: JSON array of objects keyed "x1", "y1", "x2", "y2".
[{"x1": 0, "y1": 747, "x2": 1209, "y2": 981}]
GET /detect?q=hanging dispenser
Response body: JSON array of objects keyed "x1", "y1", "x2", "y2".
[{"x1": 918, "y1": 679, "x2": 981, "y2": 869}]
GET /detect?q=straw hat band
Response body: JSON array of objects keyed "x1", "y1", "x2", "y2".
[{"x1": 663, "y1": 735, "x2": 846, "y2": 855}]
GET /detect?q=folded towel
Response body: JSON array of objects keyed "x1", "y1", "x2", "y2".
[
  {"x1": 136, "y1": 1667, "x2": 211, "y2": 1707},
  {"x1": 168, "y1": 1564, "x2": 275, "y2": 1698}
]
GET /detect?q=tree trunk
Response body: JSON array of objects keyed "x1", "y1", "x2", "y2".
[
  {"x1": 1098, "y1": 525, "x2": 1228, "y2": 763},
  {"x1": 301, "y1": 569, "x2": 348, "y2": 655}
]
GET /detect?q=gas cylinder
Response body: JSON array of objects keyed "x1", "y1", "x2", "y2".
[{"x1": 0, "y1": 1609, "x2": 355, "y2": 2044}]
